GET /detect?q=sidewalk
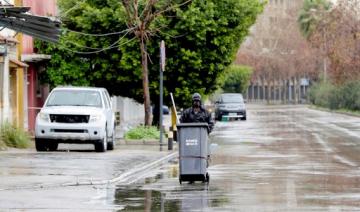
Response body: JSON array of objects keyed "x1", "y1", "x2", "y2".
[
  {"x1": 0, "y1": 144, "x2": 177, "y2": 211},
  {"x1": 0, "y1": 143, "x2": 177, "y2": 191},
  {"x1": 0, "y1": 115, "x2": 176, "y2": 191}
]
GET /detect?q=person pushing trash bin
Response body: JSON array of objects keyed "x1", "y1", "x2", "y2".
[
  {"x1": 180, "y1": 93, "x2": 214, "y2": 133},
  {"x1": 177, "y1": 93, "x2": 213, "y2": 184}
]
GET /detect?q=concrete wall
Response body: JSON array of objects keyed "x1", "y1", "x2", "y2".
[{"x1": 111, "y1": 96, "x2": 144, "y2": 127}]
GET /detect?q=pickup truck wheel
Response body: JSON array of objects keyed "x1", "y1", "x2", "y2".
[
  {"x1": 35, "y1": 139, "x2": 47, "y2": 152},
  {"x1": 95, "y1": 128, "x2": 107, "y2": 152},
  {"x1": 107, "y1": 127, "x2": 115, "y2": 150},
  {"x1": 48, "y1": 143, "x2": 58, "y2": 151}
]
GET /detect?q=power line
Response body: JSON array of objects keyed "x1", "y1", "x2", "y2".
[
  {"x1": 62, "y1": 26, "x2": 135, "y2": 37},
  {"x1": 63, "y1": 40, "x2": 109, "y2": 50},
  {"x1": 61, "y1": 37, "x2": 136, "y2": 55},
  {"x1": 63, "y1": 29, "x2": 131, "y2": 50},
  {"x1": 59, "y1": 0, "x2": 86, "y2": 17}
]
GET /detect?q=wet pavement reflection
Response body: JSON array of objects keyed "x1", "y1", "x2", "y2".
[
  {"x1": 112, "y1": 105, "x2": 360, "y2": 211},
  {"x1": 113, "y1": 163, "x2": 228, "y2": 211}
]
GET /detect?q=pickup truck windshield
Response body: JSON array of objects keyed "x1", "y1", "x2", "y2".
[{"x1": 46, "y1": 90, "x2": 102, "y2": 108}]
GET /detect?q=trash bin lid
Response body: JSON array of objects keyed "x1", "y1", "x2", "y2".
[{"x1": 177, "y1": 123, "x2": 209, "y2": 128}]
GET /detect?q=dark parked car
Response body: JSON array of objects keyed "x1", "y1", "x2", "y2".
[
  {"x1": 215, "y1": 93, "x2": 246, "y2": 121},
  {"x1": 152, "y1": 105, "x2": 170, "y2": 115},
  {"x1": 162, "y1": 105, "x2": 170, "y2": 115}
]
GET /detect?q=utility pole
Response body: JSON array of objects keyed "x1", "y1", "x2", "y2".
[
  {"x1": 15, "y1": 0, "x2": 24, "y2": 128},
  {"x1": 323, "y1": 32, "x2": 327, "y2": 82},
  {"x1": 159, "y1": 40, "x2": 165, "y2": 151}
]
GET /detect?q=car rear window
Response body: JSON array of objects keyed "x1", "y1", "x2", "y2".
[
  {"x1": 221, "y1": 94, "x2": 244, "y2": 103},
  {"x1": 46, "y1": 90, "x2": 103, "y2": 108}
]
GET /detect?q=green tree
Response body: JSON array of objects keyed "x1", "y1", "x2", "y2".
[
  {"x1": 221, "y1": 65, "x2": 252, "y2": 94},
  {"x1": 37, "y1": 0, "x2": 264, "y2": 122}
]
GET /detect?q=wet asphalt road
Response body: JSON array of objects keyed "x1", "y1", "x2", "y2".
[
  {"x1": 114, "y1": 105, "x2": 360, "y2": 211},
  {"x1": 0, "y1": 145, "x2": 169, "y2": 211},
  {"x1": 1, "y1": 104, "x2": 360, "y2": 211}
]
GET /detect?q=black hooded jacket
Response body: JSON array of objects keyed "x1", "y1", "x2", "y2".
[{"x1": 180, "y1": 106, "x2": 214, "y2": 133}]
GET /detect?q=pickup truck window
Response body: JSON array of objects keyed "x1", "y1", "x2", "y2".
[
  {"x1": 46, "y1": 90, "x2": 103, "y2": 108},
  {"x1": 102, "y1": 91, "x2": 110, "y2": 109}
]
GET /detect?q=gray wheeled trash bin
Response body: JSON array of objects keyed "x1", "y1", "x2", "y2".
[{"x1": 177, "y1": 123, "x2": 210, "y2": 184}]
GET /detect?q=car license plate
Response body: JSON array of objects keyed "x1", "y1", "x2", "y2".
[{"x1": 229, "y1": 113, "x2": 237, "y2": 116}]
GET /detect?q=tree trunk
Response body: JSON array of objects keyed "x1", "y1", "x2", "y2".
[{"x1": 140, "y1": 35, "x2": 152, "y2": 126}]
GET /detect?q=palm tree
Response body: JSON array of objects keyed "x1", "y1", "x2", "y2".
[
  {"x1": 298, "y1": 0, "x2": 332, "y2": 82},
  {"x1": 298, "y1": 0, "x2": 331, "y2": 39}
]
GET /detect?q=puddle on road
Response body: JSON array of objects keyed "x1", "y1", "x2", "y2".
[
  {"x1": 114, "y1": 187, "x2": 178, "y2": 211},
  {"x1": 112, "y1": 164, "x2": 228, "y2": 211}
]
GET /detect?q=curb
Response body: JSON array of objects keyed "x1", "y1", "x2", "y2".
[
  {"x1": 120, "y1": 139, "x2": 160, "y2": 145},
  {"x1": 62, "y1": 151, "x2": 178, "y2": 187}
]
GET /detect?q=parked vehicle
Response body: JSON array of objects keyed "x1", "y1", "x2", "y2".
[
  {"x1": 215, "y1": 93, "x2": 246, "y2": 121},
  {"x1": 35, "y1": 86, "x2": 116, "y2": 152},
  {"x1": 151, "y1": 105, "x2": 170, "y2": 115},
  {"x1": 162, "y1": 105, "x2": 170, "y2": 115}
]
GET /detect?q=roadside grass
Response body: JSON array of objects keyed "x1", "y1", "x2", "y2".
[
  {"x1": 0, "y1": 138, "x2": 6, "y2": 150},
  {"x1": 0, "y1": 123, "x2": 31, "y2": 149},
  {"x1": 337, "y1": 108, "x2": 360, "y2": 116},
  {"x1": 309, "y1": 81, "x2": 360, "y2": 111},
  {"x1": 309, "y1": 105, "x2": 360, "y2": 117},
  {"x1": 124, "y1": 125, "x2": 160, "y2": 140}
]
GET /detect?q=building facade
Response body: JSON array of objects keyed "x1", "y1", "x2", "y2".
[
  {"x1": 0, "y1": 0, "x2": 57, "y2": 131},
  {"x1": 21, "y1": 0, "x2": 57, "y2": 133},
  {"x1": 0, "y1": 36, "x2": 28, "y2": 127}
]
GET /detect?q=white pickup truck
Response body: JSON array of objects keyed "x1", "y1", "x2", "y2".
[{"x1": 35, "y1": 86, "x2": 116, "y2": 152}]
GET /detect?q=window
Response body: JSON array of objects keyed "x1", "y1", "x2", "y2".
[
  {"x1": 104, "y1": 90, "x2": 112, "y2": 108},
  {"x1": 46, "y1": 90, "x2": 103, "y2": 108},
  {"x1": 102, "y1": 91, "x2": 110, "y2": 109}
]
